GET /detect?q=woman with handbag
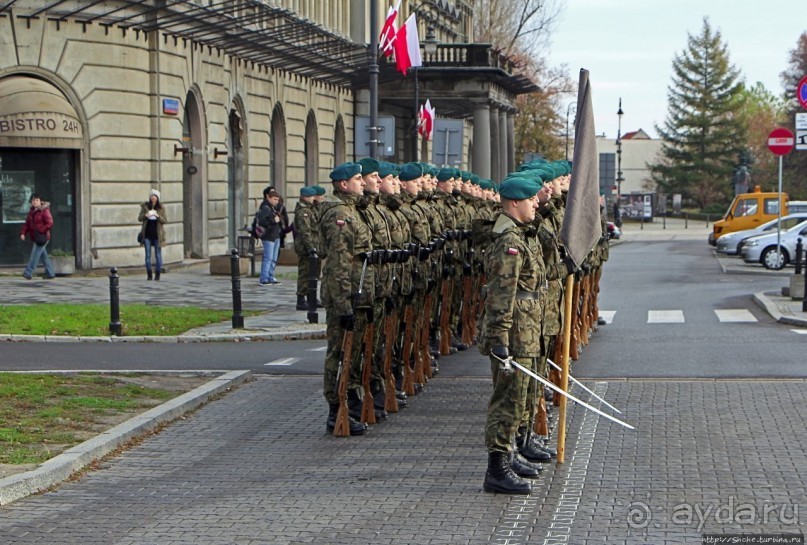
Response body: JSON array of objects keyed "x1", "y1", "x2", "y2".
[
  {"x1": 19, "y1": 193, "x2": 55, "y2": 280},
  {"x1": 138, "y1": 189, "x2": 167, "y2": 281}
]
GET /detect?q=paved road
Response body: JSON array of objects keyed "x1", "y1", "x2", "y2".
[{"x1": 3, "y1": 223, "x2": 807, "y2": 544}]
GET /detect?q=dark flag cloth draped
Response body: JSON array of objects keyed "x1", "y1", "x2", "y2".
[{"x1": 560, "y1": 69, "x2": 601, "y2": 266}]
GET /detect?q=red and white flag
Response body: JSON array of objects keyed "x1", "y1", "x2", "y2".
[
  {"x1": 394, "y1": 13, "x2": 422, "y2": 75},
  {"x1": 418, "y1": 99, "x2": 435, "y2": 141},
  {"x1": 379, "y1": 1, "x2": 401, "y2": 58}
]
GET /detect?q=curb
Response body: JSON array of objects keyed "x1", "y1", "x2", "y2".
[
  {"x1": 0, "y1": 369, "x2": 252, "y2": 505},
  {"x1": 752, "y1": 291, "x2": 807, "y2": 327},
  {"x1": 0, "y1": 329, "x2": 327, "y2": 343}
]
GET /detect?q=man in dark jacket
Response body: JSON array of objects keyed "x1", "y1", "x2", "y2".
[
  {"x1": 253, "y1": 187, "x2": 283, "y2": 285},
  {"x1": 19, "y1": 194, "x2": 55, "y2": 280}
]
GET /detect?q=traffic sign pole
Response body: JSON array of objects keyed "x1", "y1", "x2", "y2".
[{"x1": 768, "y1": 127, "x2": 795, "y2": 267}]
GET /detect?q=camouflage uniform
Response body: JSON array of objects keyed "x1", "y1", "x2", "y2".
[
  {"x1": 319, "y1": 190, "x2": 375, "y2": 406},
  {"x1": 293, "y1": 199, "x2": 318, "y2": 299},
  {"x1": 480, "y1": 213, "x2": 546, "y2": 454}
]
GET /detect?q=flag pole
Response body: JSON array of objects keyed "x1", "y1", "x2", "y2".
[{"x1": 556, "y1": 273, "x2": 574, "y2": 464}]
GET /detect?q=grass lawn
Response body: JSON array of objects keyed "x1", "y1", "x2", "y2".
[
  {"x1": 0, "y1": 304, "x2": 248, "y2": 336},
  {"x1": 0, "y1": 373, "x2": 205, "y2": 465}
]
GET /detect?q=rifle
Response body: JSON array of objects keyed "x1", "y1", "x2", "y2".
[
  {"x1": 383, "y1": 304, "x2": 399, "y2": 413},
  {"x1": 360, "y1": 305, "x2": 377, "y2": 425},
  {"x1": 460, "y1": 233, "x2": 474, "y2": 346},
  {"x1": 438, "y1": 248, "x2": 453, "y2": 355},
  {"x1": 333, "y1": 257, "x2": 368, "y2": 437},
  {"x1": 306, "y1": 249, "x2": 319, "y2": 324},
  {"x1": 333, "y1": 325, "x2": 355, "y2": 437},
  {"x1": 401, "y1": 303, "x2": 416, "y2": 396},
  {"x1": 420, "y1": 288, "x2": 434, "y2": 380}
]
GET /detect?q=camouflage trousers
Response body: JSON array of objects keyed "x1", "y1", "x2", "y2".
[
  {"x1": 485, "y1": 355, "x2": 536, "y2": 453},
  {"x1": 323, "y1": 307, "x2": 370, "y2": 406},
  {"x1": 295, "y1": 254, "x2": 310, "y2": 297},
  {"x1": 520, "y1": 336, "x2": 554, "y2": 426},
  {"x1": 296, "y1": 254, "x2": 322, "y2": 298}
]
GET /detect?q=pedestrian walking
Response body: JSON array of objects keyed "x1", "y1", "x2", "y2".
[
  {"x1": 138, "y1": 189, "x2": 167, "y2": 281},
  {"x1": 19, "y1": 193, "x2": 55, "y2": 280}
]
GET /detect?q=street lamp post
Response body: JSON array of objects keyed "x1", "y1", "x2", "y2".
[
  {"x1": 615, "y1": 98, "x2": 624, "y2": 227},
  {"x1": 411, "y1": 22, "x2": 439, "y2": 162}
]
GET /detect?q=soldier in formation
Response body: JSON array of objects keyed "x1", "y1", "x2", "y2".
[{"x1": 308, "y1": 159, "x2": 609, "y2": 490}]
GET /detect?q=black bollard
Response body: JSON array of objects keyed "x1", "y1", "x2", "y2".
[
  {"x1": 109, "y1": 267, "x2": 122, "y2": 336},
  {"x1": 307, "y1": 249, "x2": 320, "y2": 324},
  {"x1": 230, "y1": 249, "x2": 245, "y2": 329},
  {"x1": 796, "y1": 238, "x2": 803, "y2": 276}
]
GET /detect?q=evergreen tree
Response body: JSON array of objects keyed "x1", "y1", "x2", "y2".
[
  {"x1": 650, "y1": 18, "x2": 746, "y2": 209},
  {"x1": 780, "y1": 32, "x2": 807, "y2": 200}
]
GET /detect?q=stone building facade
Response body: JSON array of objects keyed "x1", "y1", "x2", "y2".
[{"x1": 0, "y1": 0, "x2": 533, "y2": 270}]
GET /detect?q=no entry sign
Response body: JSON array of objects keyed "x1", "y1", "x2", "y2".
[{"x1": 768, "y1": 128, "x2": 795, "y2": 156}]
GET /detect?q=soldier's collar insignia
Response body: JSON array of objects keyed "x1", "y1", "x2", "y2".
[
  {"x1": 506, "y1": 247, "x2": 519, "y2": 255},
  {"x1": 336, "y1": 219, "x2": 346, "y2": 226}
]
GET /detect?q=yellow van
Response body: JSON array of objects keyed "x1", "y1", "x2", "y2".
[{"x1": 709, "y1": 187, "x2": 788, "y2": 245}]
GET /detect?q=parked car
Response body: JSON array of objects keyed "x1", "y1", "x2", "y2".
[
  {"x1": 716, "y1": 213, "x2": 807, "y2": 255},
  {"x1": 740, "y1": 219, "x2": 807, "y2": 270},
  {"x1": 607, "y1": 221, "x2": 621, "y2": 240},
  {"x1": 788, "y1": 201, "x2": 807, "y2": 214}
]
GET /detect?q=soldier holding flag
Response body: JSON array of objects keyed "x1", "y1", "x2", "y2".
[{"x1": 479, "y1": 177, "x2": 575, "y2": 495}]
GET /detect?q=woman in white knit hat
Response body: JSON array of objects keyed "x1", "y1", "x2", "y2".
[{"x1": 138, "y1": 188, "x2": 167, "y2": 280}]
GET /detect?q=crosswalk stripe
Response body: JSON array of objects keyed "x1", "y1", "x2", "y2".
[
  {"x1": 714, "y1": 309, "x2": 757, "y2": 323},
  {"x1": 599, "y1": 310, "x2": 616, "y2": 324},
  {"x1": 307, "y1": 346, "x2": 327, "y2": 352},
  {"x1": 791, "y1": 329, "x2": 807, "y2": 335},
  {"x1": 647, "y1": 310, "x2": 685, "y2": 323},
  {"x1": 264, "y1": 357, "x2": 300, "y2": 366}
]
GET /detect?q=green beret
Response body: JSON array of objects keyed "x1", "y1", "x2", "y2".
[
  {"x1": 378, "y1": 161, "x2": 397, "y2": 178},
  {"x1": 470, "y1": 174, "x2": 480, "y2": 185},
  {"x1": 358, "y1": 157, "x2": 380, "y2": 174},
  {"x1": 330, "y1": 162, "x2": 362, "y2": 181},
  {"x1": 399, "y1": 163, "x2": 422, "y2": 182},
  {"x1": 478, "y1": 179, "x2": 492, "y2": 190},
  {"x1": 312, "y1": 185, "x2": 326, "y2": 196},
  {"x1": 300, "y1": 186, "x2": 317, "y2": 197},
  {"x1": 459, "y1": 170, "x2": 471, "y2": 181},
  {"x1": 436, "y1": 167, "x2": 455, "y2": 181},
  {"x1": 499, "y1": 177, "x2": 540, "y2": 200}
]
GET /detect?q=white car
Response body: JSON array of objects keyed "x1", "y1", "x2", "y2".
[
  {"x1": 741, "y1": 219, "x2": 807, "y2": 270},
  {"x1": 716, "y1": 213, "x2": 807, "y2": 255}
]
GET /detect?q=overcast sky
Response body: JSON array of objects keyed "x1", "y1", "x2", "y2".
[{"x1": 547, "y1": 0, "x2": 806, "y2": 141}]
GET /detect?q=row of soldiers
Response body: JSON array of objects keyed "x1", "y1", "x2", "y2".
[{"x1": 292, "y1": 157, "x2": 609, "y2": 494}]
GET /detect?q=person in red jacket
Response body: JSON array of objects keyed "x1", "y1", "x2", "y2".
[{"x1": 19, "y1": 193, "x2": 55, "y2": 279}]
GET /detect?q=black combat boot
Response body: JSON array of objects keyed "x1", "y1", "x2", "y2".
[
  {"x1": 483, "y1": 452, "x2": 532, "y2": 495},
  {"x1": 517, "y1": 431, "x2": 552, "y2": 463},
  {"x1": 510, "y1": 452, "x2": 543, "y2": 479},
  {"x1": 325, "y1": 405, "x2": 368, "y2": 436},
  {"x1": 296, "y1": 295, "x2": 307, "y2": 311},
  {"x1": 347, "y1": 388, "x2": 363, "y2": 421},
  {"x1": 372, "y1": 384, "x2": 388, "y2": 421},
  {"x1": 154, "y1": 271, "x2": 160, "y2": 281},
  {"x1": 147, "y1": 270, "x2": 152, "y2": 281}
]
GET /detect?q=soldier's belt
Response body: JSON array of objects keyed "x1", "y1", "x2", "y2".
[{"x1": 515, "y1": 289, "x2": 545, "y2": 300}]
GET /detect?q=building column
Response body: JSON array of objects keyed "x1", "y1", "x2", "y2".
[
  {"x1": 498, "y1": 107, "x2": 507, "y2": 181},
  {"x1": 490, "y1": 106, "x2": 500, "y2": 182},
  {"x1": 473, "y1": 102, "x2": 491, "y2": 179},
  {"x1": 506, "y1": 110, "x2": 515, "y2": 173}
]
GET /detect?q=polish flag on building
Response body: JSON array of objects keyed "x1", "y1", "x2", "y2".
[
  {"x1": 394, "y1": 13, "x2": 422, "y2": 75},
  {"x1": 379, "y1": 1, "x2": 401, "y2": 58},
  {"x1": 418, "y1": 99, "x2": 435, "y2": 141}
]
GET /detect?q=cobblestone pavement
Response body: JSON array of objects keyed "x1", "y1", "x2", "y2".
[{"x1": 2, "y1": 374, "x2": 807, "y2": 544}]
